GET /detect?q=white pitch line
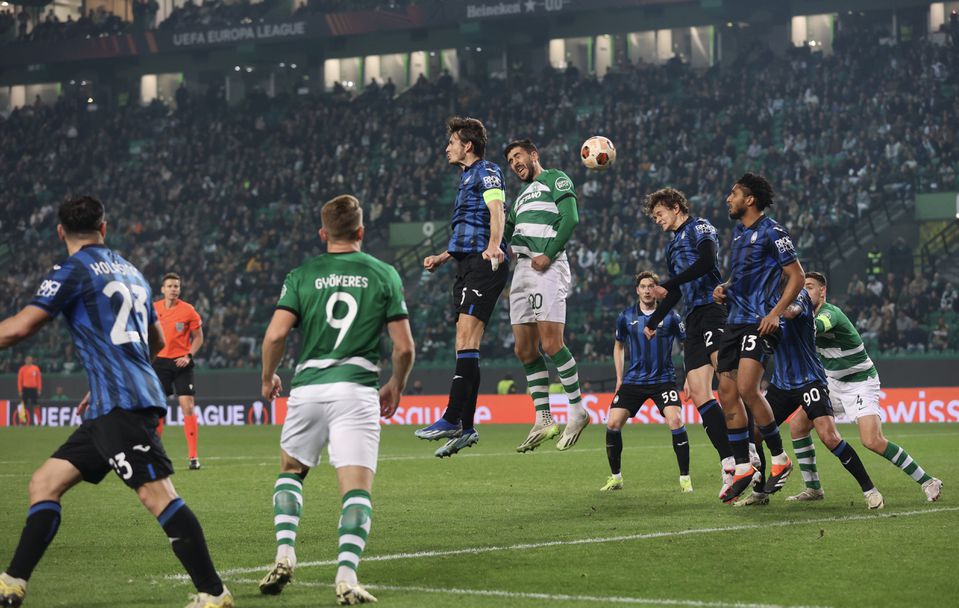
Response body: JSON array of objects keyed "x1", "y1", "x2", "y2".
[
  {"x1": 171, "y1": 506, "x2": 958, "y2": 579},
  {"x1": 226, "y1": 578, "x2": 831, "y2": 608},
  {"x1": 200, "y1": 443, "x2": 711, "y2": 463}
]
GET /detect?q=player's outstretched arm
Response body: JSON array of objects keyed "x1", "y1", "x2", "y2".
[
  {"x1": 782, "y1": 302, "x2": 804, "y2": 320},
  {"x1": 261, "y1": 309, "x2": 297, "y2": 399},
  {"x1": 0, "y1": 306, "x2": 52, "y2": 349},
  {"x1": 380, "y1": 318, "x2": 415, "y2": 418},
  {"x1": 759, "y1": 260, "x2": 805, "y2": 335},
  {"x1": 423, "y1": 251, "x2": 451, "y2": 272},
  {"x1": 645, "y1": 289, "x2": 682, "y2": 333},
  {"x1": 661, "y1": 240, "x2": 718, "y2": 292}
]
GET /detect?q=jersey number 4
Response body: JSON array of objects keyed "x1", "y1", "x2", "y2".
[{"x1": 103, "y1": 281, "x2": 149, "y2": 346}]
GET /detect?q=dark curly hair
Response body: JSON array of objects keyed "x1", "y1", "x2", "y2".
[{"x1": 735, "y1": 173, "x2": 775, "y2": 210}]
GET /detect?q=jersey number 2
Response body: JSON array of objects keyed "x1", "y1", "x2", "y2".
[
  {"x1": 103, "y1": 281, "x2": 149, "y2": 345},
  {"x1": 326, "y1": 292, "x2": 359, "y2": 349}
]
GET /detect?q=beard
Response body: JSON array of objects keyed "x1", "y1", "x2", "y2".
[
  {"x1": 728, "y1": 206, "x2": 745, "y2": 221},
  {"x1": 519, "y1": 161, "x2": 535, "y2": 182}
]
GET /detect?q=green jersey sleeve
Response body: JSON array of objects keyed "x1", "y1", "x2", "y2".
[
  {"x1": 546, "y1": 170, "x2": 576, "y2": 204},
  {"x1": 543, "y1": 170, "x2": 579, "y2": 260},
  {"x1": 815, "y1": 305, "x2": 841, "y2": 334},
  {"x1": 276, "y1": 270, "x2": 301, "y2": 323},
  {"x1": 384, "y1": 266, "x2": 410, "y2": 322}
]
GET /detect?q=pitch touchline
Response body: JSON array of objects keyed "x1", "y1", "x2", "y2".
[
  {"x1": 225, "y1": 579, "x2": 831, "y2": 608},
  {"x1": 181, "y1": 506, "x2": 957, "y2": 578}
]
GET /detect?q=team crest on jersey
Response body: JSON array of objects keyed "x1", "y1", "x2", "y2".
[
  {"x1": 555, "y1": 177, "x2": 573, "y2": 192},
  {"x1": 750, "y1": 232, "x2": 758, "y2": 244},
  {"x1": 482, "y1": 175, "x2": 502, "y2": 189},
  {"x1": 36, "y1": 280, "x2": 62, "y2": 298},
  {"x1": 176, "y1": 322, "x2": 185, "y2": 332}
]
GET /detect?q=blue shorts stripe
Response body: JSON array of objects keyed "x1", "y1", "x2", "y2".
[{"x1": 148, "y1": 464, "x2": 156, "y2": 480}]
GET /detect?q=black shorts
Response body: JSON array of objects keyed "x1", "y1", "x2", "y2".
[
  {"x1": 52, "y1": 407, "x2": 174, "y2": 489},
  {"x1": 450, "y1": 253, "x2": 509, "y2": 325},
  {"x1": 610, "y1": 382, "x2": 682, "y2": 417},
  {"x1": 21, "y1": 387, "x2": 39, "y2": 407},
  {"x1": 716, "y1": 323, "x2": 780, "y2": 373},
  {"x1": 684, "y1": 303, "x2": 726, "y2": 371},
  {"x1": 153, "y1": 357, "x2": 196, "y2": 397},
  {"x1": 766, "y1": 382, "x2": 834, "y2": 424}
]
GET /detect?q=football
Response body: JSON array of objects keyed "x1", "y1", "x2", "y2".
[{"x1": 581, "y1": 136, "x2": 616, "y2": 171}]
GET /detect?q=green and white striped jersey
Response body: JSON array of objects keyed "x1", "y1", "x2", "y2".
[
  {"x1": 506, "y1": 168, "x2": 576, "y2": 260},
  {"x1": 276, "y1": 251, "x2": 409, "y2": 389},
  {"x1": 813, "y1": 302, "x2": 878, "y2": 384}
]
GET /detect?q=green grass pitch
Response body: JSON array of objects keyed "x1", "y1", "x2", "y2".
[{"x1": 1, "y1": 423, "x2": 956, "y2": 607}]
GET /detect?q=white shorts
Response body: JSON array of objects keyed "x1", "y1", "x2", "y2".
[
  {"x1": 509, "y1": 256, "x2": 571, "y2": 325},
  {"x1": 827, "y1": 375, "x2": 884, "y2": 422},
  {"x1": 280, "y1": 382, "x2": 381, "y2": 471}
]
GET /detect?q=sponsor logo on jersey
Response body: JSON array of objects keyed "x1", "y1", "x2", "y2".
[
  {"x1": 482, "y1": 175, "x2": 502, "y2": 189},
  {"x1": 694, "y1": 223, "x2": 716, "y2": 235},
  {"x1": 775, "y1": 236, "x2": 795, "y2": 254},
  {"x1": 36, "y1": 280, "x2": 62, "y2": 298},
  {"x1": 280, "y1": 284, "x2": 287, "y2": 299},
  {"x1": 555, "y1": 177, "x2": 573, "y2": 191}
]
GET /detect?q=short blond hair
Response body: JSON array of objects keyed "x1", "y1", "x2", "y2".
[
  {"x1": 635, "y1": 270, "x2": 659, "y2": 288},
  {"x1": 322, "y1": 194, "x2": 363, "y2": 240}
]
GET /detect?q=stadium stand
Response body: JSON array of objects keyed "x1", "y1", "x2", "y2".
[{"x1": 1, "y1": 23, "x2": 957, "y2": 373}]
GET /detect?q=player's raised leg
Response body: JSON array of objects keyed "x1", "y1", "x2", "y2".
[
  {"x1": 514, "y1": 323, "x2": 559, "y2": 452},
  {"x1": 733, "y1": 360, "x2": 791, "y2": 495},
  {"x1": 541, "y1": 323, "x2": 589, "y2": 450},
  {"x1": 685, "y1": 360, "x2": 735, "y2": 493}
]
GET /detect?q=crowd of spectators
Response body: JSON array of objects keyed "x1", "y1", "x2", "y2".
[
  {"x1": 0, "y1": 22, "x2": 957, "y2": 375},
  {"x1": 4, "y1": 7, "x2": 129, "y2": 43},
  {"x1": 842, "y1": 266, "x2": 959, "y2": 355},
  {"x1": 159, "y1": 0, "x2": 281, "y2": 32},
  {"x1": 2, "y1": 0, "x2": 435, "y2": 43}
]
